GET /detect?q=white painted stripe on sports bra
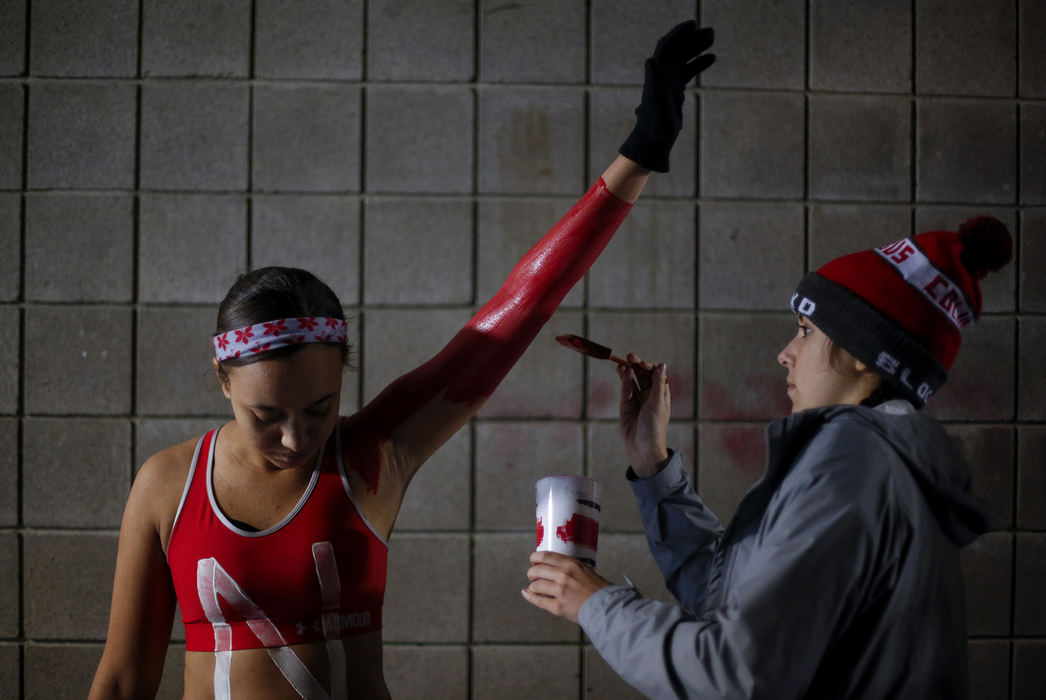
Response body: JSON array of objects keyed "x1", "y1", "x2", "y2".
[
  {"x1": 334, "y1": 427, "x2": 389, "y2": 548},
  {"x1": 205, "y1": 425, "x2": 324, "y2": 538}
]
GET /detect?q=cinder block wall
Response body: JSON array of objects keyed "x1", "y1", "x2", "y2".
[{"x1": 1, "y1": 1, "x2": 1044, "y2": 698}]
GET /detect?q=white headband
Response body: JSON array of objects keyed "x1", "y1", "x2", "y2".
[{"x1": 213, "y1": 317, "x2": 348, "y2": 361}]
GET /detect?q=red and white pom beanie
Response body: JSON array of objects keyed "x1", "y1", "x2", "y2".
[{"x1": 790, "y1": 216, "x2": 1012, "y2": 407}]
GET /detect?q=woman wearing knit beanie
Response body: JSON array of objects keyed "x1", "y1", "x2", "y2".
[{"x1": 523, "y1": 215, "x2": 1012, "y2": 699}]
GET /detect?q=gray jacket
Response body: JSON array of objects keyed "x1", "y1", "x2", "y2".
[{"x1": 578, "y1": 401, "x2": 989, "y2": 700}]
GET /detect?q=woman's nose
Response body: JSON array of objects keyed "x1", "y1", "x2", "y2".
[
  {"x1": 777, "y1": 340, "x2": 793, "y2": 368},
  {"x1": 281, "y1": 420, "x2": 307, "y2": 451}
]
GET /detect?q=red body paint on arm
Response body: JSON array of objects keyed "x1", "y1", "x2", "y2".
[{"x1": 345, "y1": 180, "x2": 633, "y2": 492}]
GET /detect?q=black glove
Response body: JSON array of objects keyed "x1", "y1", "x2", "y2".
[{"x1": 618, "y1": 21, "x2": 715, "y2": 173}]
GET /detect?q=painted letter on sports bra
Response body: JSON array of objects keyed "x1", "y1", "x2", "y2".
[{"x1": 197, "y1": 542, "x2": 348, "y2": 700}]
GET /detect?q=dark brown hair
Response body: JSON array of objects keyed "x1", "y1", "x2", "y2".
[
  {"x1": 214, "y1": 267, "x2": 351, "y2": 382},
  {"x1": 826, "y1": 340, "x2": 908, "y2": 408}
]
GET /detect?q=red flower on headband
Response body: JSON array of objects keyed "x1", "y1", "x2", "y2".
[
  {"x1": 234, "y1": 326, "x2": 254, "y2": 344},
  {"x1": 290, "y1": 335, "x2": 306, "y2": 345},
  {"x1": 297, "y1": 317, "x2": 318, "y2": 331},
  {"x1": 250, "y1": 343, "x2": 272, "y2": 354},
  {"x1": 325, "y1": 318, "x2": 340, "y2": 329},
  {"x1": 263, "y1": 319, "x2": 287, "y2": 337},
  {"x1": 215, "y1": 333, "x2": 229, "y2": 351}
]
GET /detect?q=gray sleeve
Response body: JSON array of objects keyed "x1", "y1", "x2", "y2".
[
  {"x1": 628, "y1": 450, "x2": 724, "y2": 612},
  {"x1": 583, "y1": 435, "x2": 891, "y2": 699}
]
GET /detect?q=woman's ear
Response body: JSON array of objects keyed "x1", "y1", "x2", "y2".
[{"x1": 212, "y1": 358, "x2": 232, "y2": 399}]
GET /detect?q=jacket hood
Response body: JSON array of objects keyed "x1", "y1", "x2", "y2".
[{"x1": 837, "y1": 401, "x2": 990, "y2": 546}]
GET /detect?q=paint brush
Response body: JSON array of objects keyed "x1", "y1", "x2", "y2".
[{"x1": 554, "y1": 334, "x2": 668, "y2": 387}]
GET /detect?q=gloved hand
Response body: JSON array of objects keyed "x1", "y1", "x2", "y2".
[{"x1": 618, "y1": 21, "x2": 715, "y2": 173}]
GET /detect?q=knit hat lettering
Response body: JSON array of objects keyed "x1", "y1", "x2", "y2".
[{"x1": 874, "y1": 238, "x2": 975, "y2": 329}]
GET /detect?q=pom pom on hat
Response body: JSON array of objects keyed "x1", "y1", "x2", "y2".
[{"x1": 958, "y1": 216, "x2": 1013, "y2": 280}]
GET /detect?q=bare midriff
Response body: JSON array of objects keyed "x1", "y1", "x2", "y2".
[{"x1": 182, "y1": 631, "x2": 390, "y2": 699}]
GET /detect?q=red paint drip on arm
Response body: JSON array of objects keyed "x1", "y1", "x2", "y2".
[{"x1": 346, "y1": 180, "x2": 633, "y2": 493}]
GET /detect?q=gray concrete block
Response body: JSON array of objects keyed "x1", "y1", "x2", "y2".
[
  {"x1": 0, "y1": 645, "x2": 18, "y2": 698},
  {"x1": 0, "y1": 306, "x2": 16, "y2": 415},
  {"x1": 136, "y1": 306, "x2": 231, "y2": 416},
  {"x1": 384, "y1": 646, "x2": 468, "y2": 700},
  {"x1": 365, "y1": 86, "x2": 473, "y2": 193},
  {"x1": 916, "y1": 0, "x2": 1016, "y2": 96},
  {"x1": 394, "y1": 428, "x2": 470, "y2": 531},
  {"x1": 25, "y1": 643, "x2": 103, "y2": 697},
  {"x1": 1021, "y1": 0, "x2": 1046, "y2": 97},
  {"x1": 585, "y1": 644, "x2": 648, "y2": 699},
  {"x1": 138, "y1": 194, "x2": 247, "y2": 303},
  {"x1": 363, "y1": 198, "x2": 472, "y2": 304},
  {"x1": 30, "y1": 0, "x2": 137, "y2": 77},
  {"x1": 0, "y1": 533, "x2": 17, "y2": 636},
  {"x1": 479, "y1": 0, "x2": 585, "y2": 83},
  {"x1": 135, "y1": 418, "x2": 215, "y2": 470},
  {"x1": 1015, "y1": 533, "x2": 1046, "y2": 634},
  {"x1": 1019, "y1": 427, "x2": 1046, "y2": 529},
  {"x1": 809, "y1": 0, "x2": 911, "y2": 92},
  {"x1": 697, "y1": 423, "x2": 768, "y2": 523},
  {"x1": 0, "y1": 84, "x2": 23, "y2": 188},
  {"x1": 918, "y1": 101, "x2": 1017, "y2": 203},
  {"x1": 477, "y1": 197, "x2": 583, "y2": 307},
  {"x1": 961, "y1": 532, "x2": 1012, "y2": 636},
  {"x1": 157, "y1": 645, "x2": 186, "y2": 699},
  {"x1": 0, "y1": 419, "x2": 15, "y2": 525},
  {"x1": 927, "y1": 317, "x2": 1015, "y2": 422},
  {"x1": 27, "y1": 82, "x2": 136, "y2": 189},
  {"x1": 967, "y1": 640, "x2": 1011, "y2": 700},
  {"x1": 253, "y1": 85, "x2": 361, "y2": 192},
  {"x1": 1022, "y1": 104, "x2": 1046, "y2": 204},
  {"x1": 589, "y1": 87, "x2": 695, "y2": 197},
  {"x1": 26, "y1": 193, "x2": 134, "y2": 302},
  {"x1": 1022, "y1": 209, "x2": 1046, "y2": 312},
  {"x1": 809, "y1": 95, "x2": 910, "y2": 201},
  {"x1": 0, "y1": 0, "x2": 25, "y2": 75},
  {"x1": 588, "y1": 201, "x2": 695, "y2": 309},
  {"x1": 699, "y1": 203, "x2": 805, "y2": 309},
  {"x1": 1015, "y1": 641, "x2": 1046, "y2": 700},
  {"x1": 25, "y1": 305, "x2": 131, "y2": 415},
  {"x1": 472, "y1": 645, "x2": 579, "y2": 699},
  {"x1": 914, "y1": 207, "x2": 1016, "y2": 314},
  {"x1": 141, "y1": 0, "x2": 251, "y2": 77},
  {"x1": 945, "y1": 425, "x2": 1014, "y2": 530},
  {"x1": 472, "y1": 534, "x2": 578, "y2": 642},
  {"x1": 590, "y1": 0, "x2": 695, "y2": 85},
  {"x1": 383, "y1": 534, "x2": 469, "y2": 642},
  {"x1": 24, "y1": 532, "x2": 118, "y2": 639},
  {"x1": 698, "y1": 312, "x2": 794, "y2": 421},
  {"x1": 700, "y1": 91, "x2": 804, "y2": 199},
  {"x1": 474, "y1": 421, "x2": 583, "y2": 530},
  {"x1": 588, "y1": 422, "x2": 693, "y2": 533},
  {"x1": 587, "y1": 312, "x2": 695, "y2": 420},
  {"x1": 478, "y1": 88, "x2": 585, "y2": 195},
  {"x1": 477, "y1": 311, "x2": 584, "y2": 419},
  {"x1": 594, "y1": 533, "x2": 676, "y2": 604},
  {"x1": 23, "y1": 418, "x2": 130, "y2": 528},
  {"x1": 1018, "y1": 317, "x2": 1046, "y2": 421},
  {"x1": 368, "y1": 0, "x2": 472, "y2": 81},
  {"x1": 701, "y1": 0, "x2": 805, "y2": 89},
  {"x1": 251, "y1": 195, "x2": 360, "y2": 306},
  {"x1": 808, "y1": 204, "x2": 913, "y2": 270},
  {"x1": 140, "y1": 83, "x2": 249, "y2": 191},
  {"x1": 0, "y1": 195, "x2": 18, "y2": 301},
  {"x1": 360, "y1": 308, "x2": 472, "y2": 404},
  {"x1": 255, "y1": 0, "x2": 362, "y2": 79}
]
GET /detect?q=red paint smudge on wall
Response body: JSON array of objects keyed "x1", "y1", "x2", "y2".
[{"x1": 556, "y1": 513, "x2": 599, "y2": 550}]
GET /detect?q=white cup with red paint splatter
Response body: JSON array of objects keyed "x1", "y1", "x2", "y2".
[{"x1": 535, "y1": 475, "x2": 602, "y2": 567}]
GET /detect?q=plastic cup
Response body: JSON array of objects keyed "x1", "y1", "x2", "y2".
[{"x1": 535, "y1": 475, "x2": 602, "y2": 567}]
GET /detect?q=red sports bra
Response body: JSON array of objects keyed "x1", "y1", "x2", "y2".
[{"x1": 167, "y1": 425, "x2": 388, "y2": 652}]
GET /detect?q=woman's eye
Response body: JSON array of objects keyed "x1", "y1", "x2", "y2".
[{"x1": 798, "y1": 325, "x2": 811, "y2": 338}]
